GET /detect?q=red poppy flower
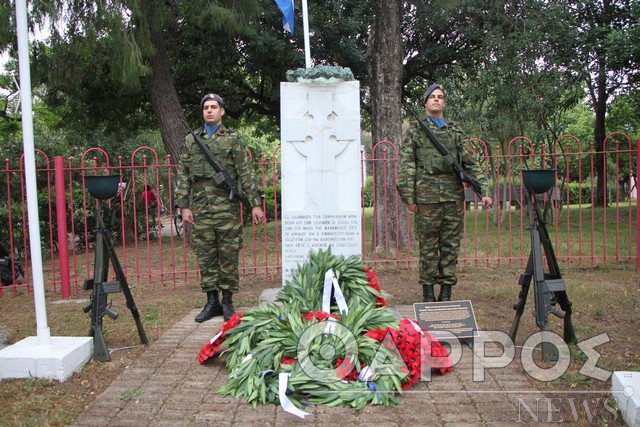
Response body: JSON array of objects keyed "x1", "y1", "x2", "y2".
[
  {"x1": 363, "y1": 268, "x2": 387, "y2": 307},
  {"x1": 335, "y1": 358, "x2": 357, "y2": 381},
  {"x1": 401, "y1": 376, "x2": 415, "y2": 390},
  {"x1": 301, "y1": 311, "x2": 338, "y2": 323},
  {"x1": 222, "y1": 312, "x2": 243, "y2": 332},
  {"x1": 419, "y1": 332, "x2": 453, "y2": 375},
  {"x1": 400, "y1": 321, "x2": 453, "y2": 375},
  {"x1": 198, "y1": 339, "x2": 222, "y2": 364},
  {"x1": 198, "y1": 314, "x2": 244, "y2": 365},
  {"x1": 365, "y1": 328, "x2": 389, "y2": 342},
  {"x1": 280, "y1": 356, "x2": 297, "y2": 366}
]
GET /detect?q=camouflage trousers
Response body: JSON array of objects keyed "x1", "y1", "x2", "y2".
[
  {"x1": 190, "y1": 183, "x2": 242, "y2": 293},
  {"x1": 415, "y1": 201, "x2": 464, "y2": 287}
]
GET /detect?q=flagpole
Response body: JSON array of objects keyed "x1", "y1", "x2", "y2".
[
  {"x1": 301, "y1": 0, "x2": 311, "y2": 68},
  {"x1": 16, "y1": 0, "x2": 51, "y2": 344}
]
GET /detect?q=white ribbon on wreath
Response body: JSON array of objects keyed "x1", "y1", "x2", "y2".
[
  {"x1": 278, "y1": 372, "x2": 311, "y2": 419},
  {"x1": 322, "y1": 269, "x2": 349, "y2": 334}
]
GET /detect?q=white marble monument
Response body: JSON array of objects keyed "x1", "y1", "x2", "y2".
[{"x1": 280, "y1": 69, "x2": 362, "y2": 284}]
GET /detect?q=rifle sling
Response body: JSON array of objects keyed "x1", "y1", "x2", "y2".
[
  {"x1": 192, "y1": 132, "x2": 225, "y2": 176},
  {"x1": 191, "y1": 131, "x2": 252, "y2": 206},
  {"x1": 404, "y1": 102, "x2": 484, "y2": 198}
]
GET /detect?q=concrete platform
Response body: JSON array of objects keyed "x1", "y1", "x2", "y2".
[
  {"x1": 612, "y1": 371, "x2": 640, "y2": 427},
  {"x1": 0, "y1": 336, "x2": 93, "y2": 382}
]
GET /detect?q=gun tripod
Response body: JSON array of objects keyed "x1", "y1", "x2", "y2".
[
  {"x1": 509, "y1": 170, "x2": 577, "y2": 362},
  {"x1": 83, "y1": 175, "x2": 148, "y2": 362}
]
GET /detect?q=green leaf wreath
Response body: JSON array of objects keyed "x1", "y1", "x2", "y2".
[{"x1": 200, "y1": 248, "x2": 453, "y2": 411}]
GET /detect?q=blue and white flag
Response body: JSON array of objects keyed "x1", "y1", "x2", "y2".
[{"x1": 274, "y1": 0, "x2": 295, "y2": 35}]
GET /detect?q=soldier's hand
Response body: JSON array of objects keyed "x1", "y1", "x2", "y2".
[
  {"x1": 181, "y1": 208, "x2": 195, "y2": 224},
  {"x1": 482, "y1": 196, "x2": 493, "y2": 209},
  {"x1": 252, "y1": 206, "x2": 265, "y2": 225},
  {"x1": 406, "y1": 204, "x2": 418, "y2": 213}
]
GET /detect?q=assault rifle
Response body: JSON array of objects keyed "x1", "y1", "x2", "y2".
[
  {"x1": 509, "y1": 170, "x2": 577, "y2": 362},
  {"x1": 192, "y1": 132, "x2": 252, "y2": 207},
  {"x1": 404, "y1": 102, "x2": 484, "y2": 198},
  {"x1": 83, "y1": 176, "x2": 148, "y2": 362}
]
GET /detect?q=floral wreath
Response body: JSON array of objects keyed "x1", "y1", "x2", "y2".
[{"x1": 198, "y1": 248, "x2": 453, "y2": 412}]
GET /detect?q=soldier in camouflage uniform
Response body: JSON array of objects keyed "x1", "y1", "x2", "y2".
[
  {"x1": 397, "y1": 84, "x2": 492, "y2": 302},
  {"x1": 175, "y1": 93, "x2": 264, "y2": 322}
]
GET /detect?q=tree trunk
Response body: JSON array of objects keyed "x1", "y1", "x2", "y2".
[
  {"x1": 593, "y1": 70, "x2": 608, "y2": 207},
  {"x1": 367, "y1": 0, "x2": 407, "y2": 256},
  {"x1": 142, "y1": 0, "x2": 190, "y2": 164}
]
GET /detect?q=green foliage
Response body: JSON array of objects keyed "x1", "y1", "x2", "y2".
[
  {"x1": 446, "y1": 0, "x2": 584, "y2": 153},
  {"x1": 363, "y1": 175, "x2": 374, "y2": 208},
  {"x1": 563, "y1": 104, "x2": 595, "y2": 145},
  {"x1": 565, "y1": 182, "x2": 592, "y2": 205},
  {"x1": 33, "y1": 38, "x2": 153, "y2": 133},
  {"x1": 262, "y1": 182, "x2": 280, "y2": 220},
  {"x1": 608, "y1": 94, "x2": 640, "y2": 138},
  {"x1": 0, "y1": 88, "x2": 167, "y2": 254},
  {"x1": 0, "y1": 1, "x2": 15, "y2": 51},
  {"x1": 1, "y1": 0, "x2": 638, "y2": 205},
  {"x1": 276, "y1": 249, "x2": 379, "y2": 314}
]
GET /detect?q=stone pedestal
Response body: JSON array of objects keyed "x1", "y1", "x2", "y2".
[
  {"x1": 612, "y1": 371, "x2": 640, "y2": 426},
  {"x1": 0, "y1": 336, "x2": 93, "y2": 382},
  {"x1": 280, "y1": 72, "x2": 362, "y2": 284}
]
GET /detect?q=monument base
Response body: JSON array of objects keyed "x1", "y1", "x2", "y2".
[{"x1": 0, "y1": 336, "x2": 93, "y2": 381}]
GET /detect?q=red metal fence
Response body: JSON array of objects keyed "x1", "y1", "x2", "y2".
[{"x1": 0, "y1": 134, "x2": 638, "y2": 299}]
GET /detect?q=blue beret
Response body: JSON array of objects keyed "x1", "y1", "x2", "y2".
[
  {"x1": 423, "y1": 83, "x2": 443, "y2": 105},
  {"x1": 200, "y1": 93, "x2": 224, "y2": 109}
]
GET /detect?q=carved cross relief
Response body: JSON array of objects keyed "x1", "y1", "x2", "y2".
[{"x1": 284, "y1": 90, "x2": 358, "y2": 210}]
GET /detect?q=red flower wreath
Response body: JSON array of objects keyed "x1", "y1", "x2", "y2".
[
  {"x1": 418, "y1": 327, "x2": 453, "y2": 375},
  {"x1": 364, "y1": 319, "x2": 453, "y2": 390},
  {"x1": 362, "y1": 268, "x2": 387, "y2": 307},
  {"x1": 222, "y1": 312, "x2": 243, "y2": 331},
  {"x1": 198, "y1": 312, "x2": 244, "y2": 364}
]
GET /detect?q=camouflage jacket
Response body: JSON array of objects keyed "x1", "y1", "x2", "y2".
[
  {"x1": 174, "y1": 125, "x2": 262, "y2": 209},
  {"x1": 397, "y1": 118, "x2": 488, "y2": 205}
]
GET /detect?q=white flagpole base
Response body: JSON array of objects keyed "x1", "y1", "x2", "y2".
[{"x1": 0, "y1": 336, "x2": 93, "y2": 382}]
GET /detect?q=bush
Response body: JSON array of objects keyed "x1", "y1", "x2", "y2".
[
  {"x1": 363, "y1": 176, "x2": 374, "y2": 208},
  {"x1": 566, "y1": 182, "x2": 593, "y2": 205},
  {"x1": 263, "y1": 183, "x2": 281, "y2": 220}
]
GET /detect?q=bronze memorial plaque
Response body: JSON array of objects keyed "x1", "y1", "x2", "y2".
[{"x1": 413, "y1": 300, "x2": 478, "y2": 340}]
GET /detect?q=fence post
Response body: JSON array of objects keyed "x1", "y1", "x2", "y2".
[{"x1": 54, "y1": 156, "x2": 71, "y2": 298}]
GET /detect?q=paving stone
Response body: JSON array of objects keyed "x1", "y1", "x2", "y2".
[
  {"x1": 70, "y1": 306, "x2": 565, "y2": 426},
  {"x1": 439, "y1": 409, "x2": 482, "y2": 423}
]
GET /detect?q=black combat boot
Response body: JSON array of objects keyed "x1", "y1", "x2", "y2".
[
  {"x1": 194, "y1": 290, "x2": 223, "y2": 323},
  {"x1": 438, "y1": 285, "x2": 452, "y2": 302},
  {"x1": 221, "y1": 290, "x2": 235, "y2": 321},
  {"x1": 423, "y1": 285, "x2": 436, "y2": 302}
]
